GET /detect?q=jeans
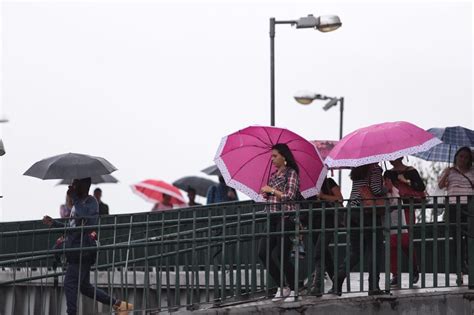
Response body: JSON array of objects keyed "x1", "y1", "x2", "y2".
[
  {"x1": 64, "y1": 262, "x2": 116, "y2": 315},
  {"x1": 258, "y1": 216, "x2": 296, "y2": 290}
]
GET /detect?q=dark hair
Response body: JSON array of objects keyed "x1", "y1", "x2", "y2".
[
  {"x1": 187, "y1": 187, "x2": 196, "y2": 194},
  {"x1": 94, "y1": 188, "x2": 102, "y2": 193},
  {"x1": 350, "y1": 164, "x2": 371, "y2": 181},
  {"x1": 272, "y1": 143, "x2": 299, "y2": 174},
  {"x1": 454, "y1": 146, "x2": 473, "y2": 168}
]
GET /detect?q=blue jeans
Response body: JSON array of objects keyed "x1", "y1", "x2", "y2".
[{"x1": 64, "y1": 262, "x2": 116, "y2": 315}]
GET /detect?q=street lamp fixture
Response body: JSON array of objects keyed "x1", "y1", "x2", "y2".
[
  {"x1": 294, "y1": 91, "x2": 344, "y2": 185},
  {"x1": 270, "y1": 14, "x2": 342, "y2": 126}
]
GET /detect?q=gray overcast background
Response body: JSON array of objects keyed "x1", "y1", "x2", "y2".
[{"x1": 0, "y1": 1, "x2": 472, "y2": 222}]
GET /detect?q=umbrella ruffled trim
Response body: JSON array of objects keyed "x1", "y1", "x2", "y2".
[
  {"x1": 131, "y1": 182, "x2": 186, "y2": 204},
  {"x1": 325, "y1": 137, "x2": 442, "y2": 168},
  {"x1": 301, "y1": 165, "x2": 328, "y2": 199}
]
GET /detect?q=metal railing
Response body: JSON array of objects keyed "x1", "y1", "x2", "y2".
[{"x1": 0, "y1": 196, "x2": 473, "y2": 314}]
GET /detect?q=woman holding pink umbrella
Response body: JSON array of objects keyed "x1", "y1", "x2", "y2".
[{"x1": 258, "y1": 143, "x2": 301, "y2": 303}]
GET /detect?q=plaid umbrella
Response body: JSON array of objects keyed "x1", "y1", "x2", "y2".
[{"x1": 412, "y1": 126, "x2": 474, "y2": 162}]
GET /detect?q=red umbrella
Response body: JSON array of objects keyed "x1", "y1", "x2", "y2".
[{"x1": 131, "y1": 179, "x2": 186, "y2": 205}]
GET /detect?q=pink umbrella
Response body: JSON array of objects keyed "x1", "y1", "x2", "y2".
[
  {"x1": 131, "y1": 179, "x2": 186, "y2": 205},
  {"x1": 214, "y1": 126, "x2": 328, "y2": 202},
  {"x1": 325, "y1": 121, "x2": 442, "y2": 168}
]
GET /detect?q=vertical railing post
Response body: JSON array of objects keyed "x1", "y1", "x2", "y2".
[
  {"x1": 408, "y1": 200, "x2": 414, "y2": 289},
  {"x1": 444, "y1": 197, "x2": 450, "y2": 287},
  {"x1": 433, "y1": 197, "x2": 439, "y2": 287},
  {"x1": 421, "y1": 201, "x2": 426, "y2": 288},
  {"x1": 468, "y1": 196, "x2": 474, "y2": 289},
  {"x1": 384, "y1": 199, "x2": 391, "y2": 293}
]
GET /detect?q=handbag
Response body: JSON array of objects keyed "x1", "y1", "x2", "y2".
[
  {"x1": 394, "y1": 181, "x2": 426, "y2": 202},
  {"x1": 359, "y1": 171, "x2": 385, "y2": 215}
]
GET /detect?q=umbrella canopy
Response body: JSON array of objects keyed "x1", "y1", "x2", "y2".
[
  {"x1": 172, "y1": 176, "x2": 217, "y2": 197},
  {"x1": 23, "y1": 152, "x2": 117, "y2": 180},
  {"x1": 214, "y1": 125, "x2": 327, "y2": 202},
  {"x1": 201, "y1": 165, "x2": 221, "y2": 176},
  {"x1": 131, "y1": 179, "x2": 186, "y2": 205},
  {"x1": 0, "y1": 139, "x2": 5, "y2": 156},
  {"x1": 412, "y1": 126, "x2": 474, "y2": 162},
  {"x1": 325, "y1": 121, "x2": 442, "y2": 168},
  {"x1": 57, "y1": 174, "x2": 119, "y2": 185}
]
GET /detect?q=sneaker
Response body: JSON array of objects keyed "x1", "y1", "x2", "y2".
[
  {"x1": 283, "y1": 290, "x2": 298, "y2": 302},
  {"x1": 272, "y1": 287, "x2": 290, "y2": 302},
  {"x1": 113, "y1": 301, "x2": 134, "y2": 314},
  {"x1": 390, "y1": 276, "x2": 398, "y2": 286}
]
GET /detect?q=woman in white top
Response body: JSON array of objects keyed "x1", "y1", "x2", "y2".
[{"x1": 438, "y1": 146, "x2": 474, "y2": 279}]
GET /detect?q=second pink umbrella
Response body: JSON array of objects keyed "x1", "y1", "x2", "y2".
[{"x1": 325, "y1": 121, "x2": 442, "y2": 168}]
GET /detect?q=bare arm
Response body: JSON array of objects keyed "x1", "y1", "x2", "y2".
[
  {"x1": 319, "y1": 186, "x2": 343, "y2": 203},
  {"x1": 438, "y1": 168, "x2": 451, "y2": 189}
]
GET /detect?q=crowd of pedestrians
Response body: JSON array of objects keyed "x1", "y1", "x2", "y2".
[{"x1": 257, "y1": 145, "x2": 473, "y2": 301}]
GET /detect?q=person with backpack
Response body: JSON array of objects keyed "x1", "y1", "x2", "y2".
[
  {"x1": 258, "y1": 143, "x2": 301, "y2": 302},
  {"x1": 43, "y1": 177, "x2": 132, "y2": 315}
]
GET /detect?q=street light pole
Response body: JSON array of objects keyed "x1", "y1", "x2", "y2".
[
  {"x1": 269, "y1": 14, "x2": 342, "y2": 126},
  {"x1": 337, "y1": 97, "x2": 344, "y2": 185},
  {"x1": 270, "y1": 18, "x2": 297, "y2": 126},
  {"x1": 294, "y1": 92, "x2": 344, "y2": 186}
]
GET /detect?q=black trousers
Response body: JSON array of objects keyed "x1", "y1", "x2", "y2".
[
  {"x1": 258, "y1": 216, "x2": 296, "y2": 290},
  {"x1": 335, "y1": 216, "x2": 384, "y2": 291},
  {"x1": 447, "y1": 204, "x2": 469, "y2": 273},
  {"x1": 311, "y1": 211, "x2": 335, "y2": 283}
]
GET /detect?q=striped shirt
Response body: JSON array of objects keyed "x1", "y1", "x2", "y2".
[
  {"x1": 349, "y1": 164, "x2": 385, "y2": 207},
  {"x1": 444, "y1": 167, "x2": 474, "y2": 204},
  {"x1": 266, "y1": 167, "x2": 300, "y2": 212}
]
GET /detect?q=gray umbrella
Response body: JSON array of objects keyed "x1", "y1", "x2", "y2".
[
  {"x1": 0, "y1": 139, "x2": 5, "y2": 156},
  {"x1": 57, "y1": 174, "x2": 119, "y2": 185},
  {"x1": 172, "y1": 176, "x2": 217, "y2": 197},
  {"x1": 201, "y1": 165, "x2": 221, "y2": 176},
  {"x1": 24, "y1": 152, "x2": 117, "y2": 180}
]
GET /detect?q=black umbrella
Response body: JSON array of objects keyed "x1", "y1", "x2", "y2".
[
  {"x1": 24, "y1": 152, "x2": 117, "y2": 180},
  {"x1": 172, "y1": 176, "x2": 217, "y2": 197},
  {"x1": 57, "y1": 174, "x2": 119, "y2": 185},
  {"x1": 201, "y1": 165, "x2": 221, "y2": 176}
]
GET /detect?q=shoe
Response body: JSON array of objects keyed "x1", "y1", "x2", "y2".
[
  {"x1": 328, "y1": 286, "x2": 342, "y2": 296},
  {"x1": 368, "y1": 289, "x2": 384, "y2": 296},
  {"x1": 390, "y1": 276, "x2": 398, "y2": 286},
  {"x1": 328, "y1": 275, "x2": 344, "y2": 296},
  {"x1": 308, "y1": 285, "x2": 323, "y2": 297},
  {"x1": 412, "y1": 269, "x2": 420, "y2": 285},
  {"x1": 113, "y1": 301, "x2": 134, "y2": 314},
  {"x1": 272, "y1": 287, "x2": 290, "y2": 302},
  {"x1": 283, "y1": 290, "x2": 298, "y2": 302}
]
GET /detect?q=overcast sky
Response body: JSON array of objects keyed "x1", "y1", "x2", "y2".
[{"x1": 0, "y1": 1, "x2": 472, "y2": 222}]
